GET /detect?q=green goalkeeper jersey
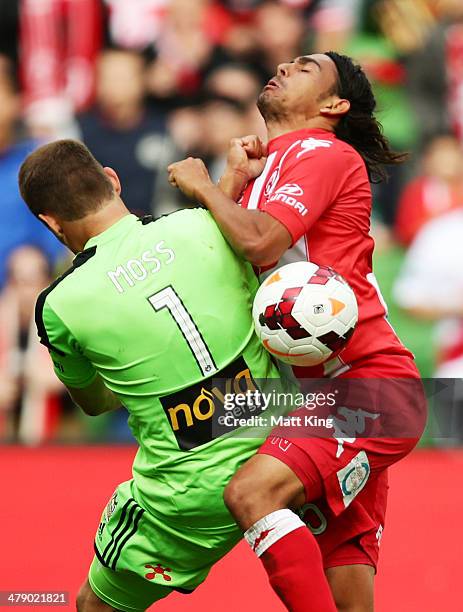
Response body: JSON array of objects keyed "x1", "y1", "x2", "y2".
[{"x1": 36, "y1": 209, "x2": 279, "y2": 527}]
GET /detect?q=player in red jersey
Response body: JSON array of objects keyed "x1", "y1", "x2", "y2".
[{"x1": 168, "y1": 52, "x2": 426, "y2": 611}]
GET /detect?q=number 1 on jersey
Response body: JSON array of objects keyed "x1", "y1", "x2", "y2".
[{"x1": 148, "y1": 286, "x2": 218, "y2": 377}]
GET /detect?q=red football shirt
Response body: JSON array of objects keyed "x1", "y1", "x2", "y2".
[{"x1": 239, "y1": 127, "x2": 413, "y2": 376}]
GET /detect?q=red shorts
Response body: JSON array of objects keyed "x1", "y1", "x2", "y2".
[{"x1": 258, "y1": 353, "x2": 426, "y2": 570}]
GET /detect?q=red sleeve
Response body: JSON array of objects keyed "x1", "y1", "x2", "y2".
[{"x1": 263, "y1": 141, "x2": 349, "y2": 246}]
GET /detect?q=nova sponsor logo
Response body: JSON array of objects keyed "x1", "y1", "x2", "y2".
[
  {"x1": 160, "y1": 356, "x2": 258, "y2": 450},
  {"x1": 268, "y1": 183, "x2": 308, "y2": 216},
  {"x1": 296, "y1": 138, "x2": 333, "y2": 158}
]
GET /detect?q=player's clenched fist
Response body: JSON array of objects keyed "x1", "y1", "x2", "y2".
[
  {"x1": 167, "y1": 157, "x2": 214, "y2": 201},
  {"x1": 227, "y1": 135, "x2": 268, "y2": 181}
]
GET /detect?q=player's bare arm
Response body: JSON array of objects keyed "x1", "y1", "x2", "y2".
[
  {"x1": 167, "y1": 157, "x2": 291, "y2": 267},
  {"x1": 66, "y1": 373, "x2": 120, "y2": 416}
]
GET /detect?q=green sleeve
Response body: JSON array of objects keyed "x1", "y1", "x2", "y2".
[{"x1": 40, "y1": 300, "x2": 97, "y2": 389}]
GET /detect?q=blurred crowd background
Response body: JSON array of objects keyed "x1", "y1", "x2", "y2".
[{"x1": 0, "y1": 0, "x2": 462, "y2": 445}]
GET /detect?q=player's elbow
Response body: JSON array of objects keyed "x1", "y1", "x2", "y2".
[
  {"x1": 67, "y1": 377, "x2": 120, "y2": 417},
  {"x1": 241, "y1": 217, "x2": 291, "y2": 266},
  {"x1": 241, "y1": 236, "x2": 282, "y2": 268},
  {"x1": 69, "y1": 393, "x2": 110, "y2": 417},
  {"x1": 80, "y1": 405, "x2": 101, "y2": 417},
  {"x1": 80, "y1": 397, "x2": 120, "y2": 416},
  {"x1": 73, "y1": 399, "x2": 102, "y2": 416}
]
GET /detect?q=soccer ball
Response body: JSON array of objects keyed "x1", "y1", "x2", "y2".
[{"x1": 253, "y1": 261, "x2": 358, "y2": 366}]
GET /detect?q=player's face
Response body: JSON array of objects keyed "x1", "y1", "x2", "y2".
[{"x1": 257, "y1": 54, "x2": 339, "y2": 121}]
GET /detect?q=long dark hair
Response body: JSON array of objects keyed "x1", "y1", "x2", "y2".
[{"x1": 324, "y1": 51, "x2": 407, "y2": 183}]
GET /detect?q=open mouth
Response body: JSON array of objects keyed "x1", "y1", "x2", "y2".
[{"x1": 264, "y1": 78, "x2": 280, "y2": 91}]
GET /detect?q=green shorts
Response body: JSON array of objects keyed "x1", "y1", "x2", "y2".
[{"x1": 88, "y1": 480, "x2": 242, "y2": 612}]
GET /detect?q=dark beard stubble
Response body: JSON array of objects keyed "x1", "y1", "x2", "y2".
[{"x1": 257, "y1": 90, "x2": 290, "y2": 124}]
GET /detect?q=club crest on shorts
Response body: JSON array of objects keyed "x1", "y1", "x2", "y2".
[
  {"x1": 98, "y1": 491, "x2": 119, "y2": 539},
  {"x1": 104, "y1": 491, "x2": 118, "y2": 522},
  {"x1": 337, "y1": 450, "x2": 370, "y2": 508}
]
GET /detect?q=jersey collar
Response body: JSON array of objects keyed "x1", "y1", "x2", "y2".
[
  {"x1": 84, "y1": 214, "x2": 139, "y2": 249},
  {"x1": 267, "y1": 127, "x2": 335, "y2": 153}
]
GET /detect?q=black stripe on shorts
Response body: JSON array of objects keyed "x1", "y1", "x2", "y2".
[
  {"x1": 110, "y1": 506, "x2": 145, "y2": 570},
  {"x1": 96, "y1": 499, "x2": 140, "y2": 568}
]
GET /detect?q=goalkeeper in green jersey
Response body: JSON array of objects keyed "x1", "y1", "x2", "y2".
[{"x1": 19, "y1": 140, "x2": 282, "y2": 612}]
